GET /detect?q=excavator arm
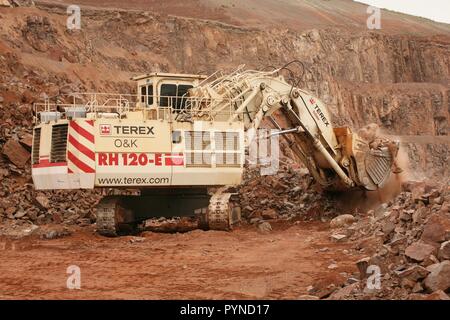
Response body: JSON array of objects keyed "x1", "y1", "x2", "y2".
[{"x1": 180, "y1": 66, "x2": 400, "y2": 191}]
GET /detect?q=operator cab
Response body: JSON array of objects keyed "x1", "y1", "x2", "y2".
[{"x1": 132, "y1": 73, "x2": 207, "y2": 112}]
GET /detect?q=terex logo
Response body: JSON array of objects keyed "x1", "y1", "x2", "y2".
[
  {"x1": 100, "y1": 124, "x2": 111, "y2": 135},
  {"x1": 113, "y1": 126, "x2": 155, "y2": 135},
  {"x1": 313, "y1": 105, "x2": 330, "y2": 127}
]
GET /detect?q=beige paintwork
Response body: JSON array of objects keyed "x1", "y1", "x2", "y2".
[{"x1": 32, "y1": 72, "x2": 245, "y2": 190}]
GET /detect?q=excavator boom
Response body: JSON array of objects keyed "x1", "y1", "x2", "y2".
[{"x1": 180, "y1": 66, "x2": 400, "y2": 191}]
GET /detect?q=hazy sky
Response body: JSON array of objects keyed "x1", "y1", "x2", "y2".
[{"x1": 355, "y1": 0, "x2": 450, "y2": 24}]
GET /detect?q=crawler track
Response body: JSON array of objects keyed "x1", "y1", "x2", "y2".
[
  {"x1": 207, "y1": 193, "x2": 241, "y2": 231},
  {"x1": 96, "y1": 197, "x2": 120, "y2": 237}
]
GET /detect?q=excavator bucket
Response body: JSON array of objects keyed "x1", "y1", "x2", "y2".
[
  {"x1": 334, "y1": 126, "x2": 401, "y2": 191},
  {"x1": 364, "y1": 145, "x2": 395, "y2": 188}
]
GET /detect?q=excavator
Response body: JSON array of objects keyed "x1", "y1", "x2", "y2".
[{"x1": 31, "y1": 63, "x2": 401, "y2": 236}]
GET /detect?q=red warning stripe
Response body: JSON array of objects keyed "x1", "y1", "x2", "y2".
[
  {"x1": 32, "y1": 159, "x2": 67, "y2": 168},
  {"x1": 68, "y1": 134, "x2": 95, "y2": 160},
  {"x1": 70, "y1": 121, "x2": 94, "y2": 143},
  {"x1": 67, "y1": 150, "x2": 95, "y2": 173}
]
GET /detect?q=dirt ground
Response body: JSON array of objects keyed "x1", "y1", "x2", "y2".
[{"x1": 0, "y1": 221, "x2": 365, "y2": 299}]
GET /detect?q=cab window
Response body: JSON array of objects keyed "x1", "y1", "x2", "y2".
[
  {"x1": 140, "y1": 85, "x2": 154, "y2": 106},
  {"x1": 140, "y1": 86, "x2": 146, "y2": 103},
  {"x1": 160, "y1": 84, "x2": 177, "y2": 107},
  {"x1": 147, "y1": 85, "x2": 154, "y2": 106},
  {"x1": 159, "y1": 84, "x2": 193, "y2": 110}
]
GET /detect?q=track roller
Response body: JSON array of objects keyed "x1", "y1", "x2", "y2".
[
  {"x1": 95, "y1": 196, "x2": 136, "y2": 237},
  {"x1": 201, "y1": 193, "x2": 241, "y2": 231}
]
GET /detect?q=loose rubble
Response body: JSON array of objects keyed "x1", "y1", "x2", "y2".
[
  {"x1": 324, "y1": 180, "x2": 450, "y2": 300},
  {"x1": 0, "y1": 73, "x2": 103, "y2": 237},
  {"x1": 0, "y1": 144, "x2": 102, "y2": 237},
  {"x1": 238, "y1": 162, "x2": 342, "y2": 223}
]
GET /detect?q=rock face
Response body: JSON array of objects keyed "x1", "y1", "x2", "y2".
[
  {"x1": 2, "y1": 139, "x2": 30, "y2": 168},
  {"x1": 423, "y1": 261, "x2": 450, "y2": 292}
]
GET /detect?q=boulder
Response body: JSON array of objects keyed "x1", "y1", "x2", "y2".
[
  {"x1": 382, "y1": 220, "x2": 396, "y2": 235},
  {"x1": 261, "y1": 208, "x2": 278, "y2": 220},
  {"x1": 405, "y1": 241, "x2": 436, "y2": 262},
  {"x1": 0, "y1": 0, "x2": 11, "y2": 7},
  {"x1": 425, "y1": 290, "x2": 450, "y2": 300},
  {"x1": 421, "y1": 214, "x2": 450, "y2": 244},
  {"x1": 2, "y1": 139, "x2": 31, "y2": 168},
  {"x1": 327, "y1": 282, "x2": 360, "y2": 300},
  {"x1": 423, "y1": 261, "x2": 450, "y2": 292},
  {"x1": 257, "y1": 221, "x2": 272, "y2": 233},
  {"x1": 438, "y1": 240, "x2": 450, "y2": 260},
  {"x1": 395, "y1": 265, "x2": 430, "y2": 282},
  {"x1": 426, "y1": 263, "x2": 441, "y2": 273},
  {"x1": 330, "y1": 233, "x2": 347, "y2": 242},
  {"x1": 35, "y1": 194, "x2": 50, "y2": 209},
  {"x1": 330, "y1": 214, "x2": 356, "y2": 228},
  {"x1": 19, "y1": 133, "x2": 33, "y2": 149},
  {"x1": 14, "y1": 210, "x2": 27, "y2": 219}
]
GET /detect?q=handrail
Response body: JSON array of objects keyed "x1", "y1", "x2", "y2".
[{"x1": 33, "y1": 92, "x2": 240, "y2": 124}]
